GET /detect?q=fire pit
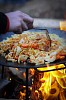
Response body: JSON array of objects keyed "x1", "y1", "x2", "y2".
[
  {"x1": 0, "y1": 28, "x2": 66, "y2": 100},
  {"x1": 0, "y1": 64, "x2": 66, "y2": 100}
]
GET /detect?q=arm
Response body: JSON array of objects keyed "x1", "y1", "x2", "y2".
[{"x1": 0, "y1": 12, "x2": 9, "y2": 34}]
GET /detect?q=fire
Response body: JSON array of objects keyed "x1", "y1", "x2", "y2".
[
  {"x1": 37, "y1": 64, "x2": 66, "y2": 99},
  {"x1": 15, "y1": 68, "x2": 19, "y2": 70},
  {"x1": 60, "y1": 21, "x2": 66, "y2": 31},
  {"x1": 19, "y1": 91, "x2": 25, "y2": 100}
]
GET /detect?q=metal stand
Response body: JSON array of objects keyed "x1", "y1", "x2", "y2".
[
  {"x1": 26, "y1": 68, "x2": 29, "y2": 100},
  {"x1": 0, "y1": 63, "x2": 66, "y2": 99}
]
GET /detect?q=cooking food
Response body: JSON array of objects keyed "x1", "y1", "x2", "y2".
[{"x1": 0, "y1": 31, "x2": 66, "y2": 65}]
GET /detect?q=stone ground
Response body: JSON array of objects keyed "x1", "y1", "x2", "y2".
[{"x1": 0, "y1": 0, "x2": 66, "y2": 19}]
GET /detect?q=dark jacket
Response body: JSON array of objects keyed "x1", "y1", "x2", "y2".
[{"x1": 0, "y1": 12, "x2": 9, "y2": 34}]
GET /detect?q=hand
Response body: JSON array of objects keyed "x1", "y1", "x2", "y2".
[{"x1": 6, "y1": 11, "x2": 33, "y2": 33}]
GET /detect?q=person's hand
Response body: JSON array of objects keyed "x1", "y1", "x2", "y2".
[{"x1": 5, "y1": 11, "x2": 33, "y2": 33}]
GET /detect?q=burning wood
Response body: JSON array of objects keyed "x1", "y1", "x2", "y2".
[{"x1": 31, "y1": 64, "x2": 66, "y2": 100}]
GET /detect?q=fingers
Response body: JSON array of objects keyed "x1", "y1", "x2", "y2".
[
  {"x1": 21, "y1": 12, "x2": 34, "y2": 23},
  {"x1": 14, "y1": 27, "x2": 22, "y2": 34},
  {"x1": 14, "y1": 20, "x2": 28, "y2": 34},
  {"x1": 14, "y1": 12, "x2": 33, "y2": 33},
  {"x1": 20, "y1": 12, "x2": 34, "y2": 29},
  {"x1": 23, "y1": 16, "x2": 33, "y2": 23},
  {"x1": 26, "y1": 22, "x2": 33, "y2": 29},
  {"x1": 21, "y1": 20, "x2": 28, "y2": 30}
]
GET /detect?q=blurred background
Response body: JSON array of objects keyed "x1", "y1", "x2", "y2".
[{"x1": 0, "y1": 0, "x2": 66, "y2": 19}]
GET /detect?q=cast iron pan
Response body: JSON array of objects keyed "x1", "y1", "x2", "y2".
[{"x1": 0, "y1": 28, "x2": 66, "y2": 69}]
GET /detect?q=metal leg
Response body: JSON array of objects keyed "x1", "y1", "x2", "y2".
[
  {"x1": 26, "y1": 68, "x2": 29, "y2": 100},
  {"x1": 1, "y1": 66, "x2": 4, "y2": 79}
]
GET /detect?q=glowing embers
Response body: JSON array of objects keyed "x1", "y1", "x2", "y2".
[{"x1": 32, "y1": 64, "x2": 66, "y2": 100}]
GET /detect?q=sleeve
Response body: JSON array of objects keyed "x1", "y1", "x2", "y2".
[{"x1": 0, "y1": 12, "x2": 10, "y2": 34}]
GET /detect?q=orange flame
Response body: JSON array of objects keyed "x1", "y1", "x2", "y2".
[
  {"x1": 38, "y1": 64, "x2": 66, "y2": 99},
  {"x1": 60, "y1": 21, "x2": 66, "y2": 31}
]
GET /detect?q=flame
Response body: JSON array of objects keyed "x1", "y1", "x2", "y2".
[
  {"x1": 60, "y1": 21, "x2": 66, "y2": 31},
  {"x1": 15, "y1": 68, "x2": 18, "y2": 70},
  {"x1": 9, "y1": 78, "x2": 12, "y2": 81},
  {"x1": 20, "y1": 91, "x2": 25, "y2": 100},
  {"x1": 37, "y1": 64, "x2": 66, "y2": 99}
]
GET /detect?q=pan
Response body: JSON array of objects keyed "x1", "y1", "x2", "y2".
[{"x1": 0, "y1": 28, "x2": 66, "y2": 69}]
